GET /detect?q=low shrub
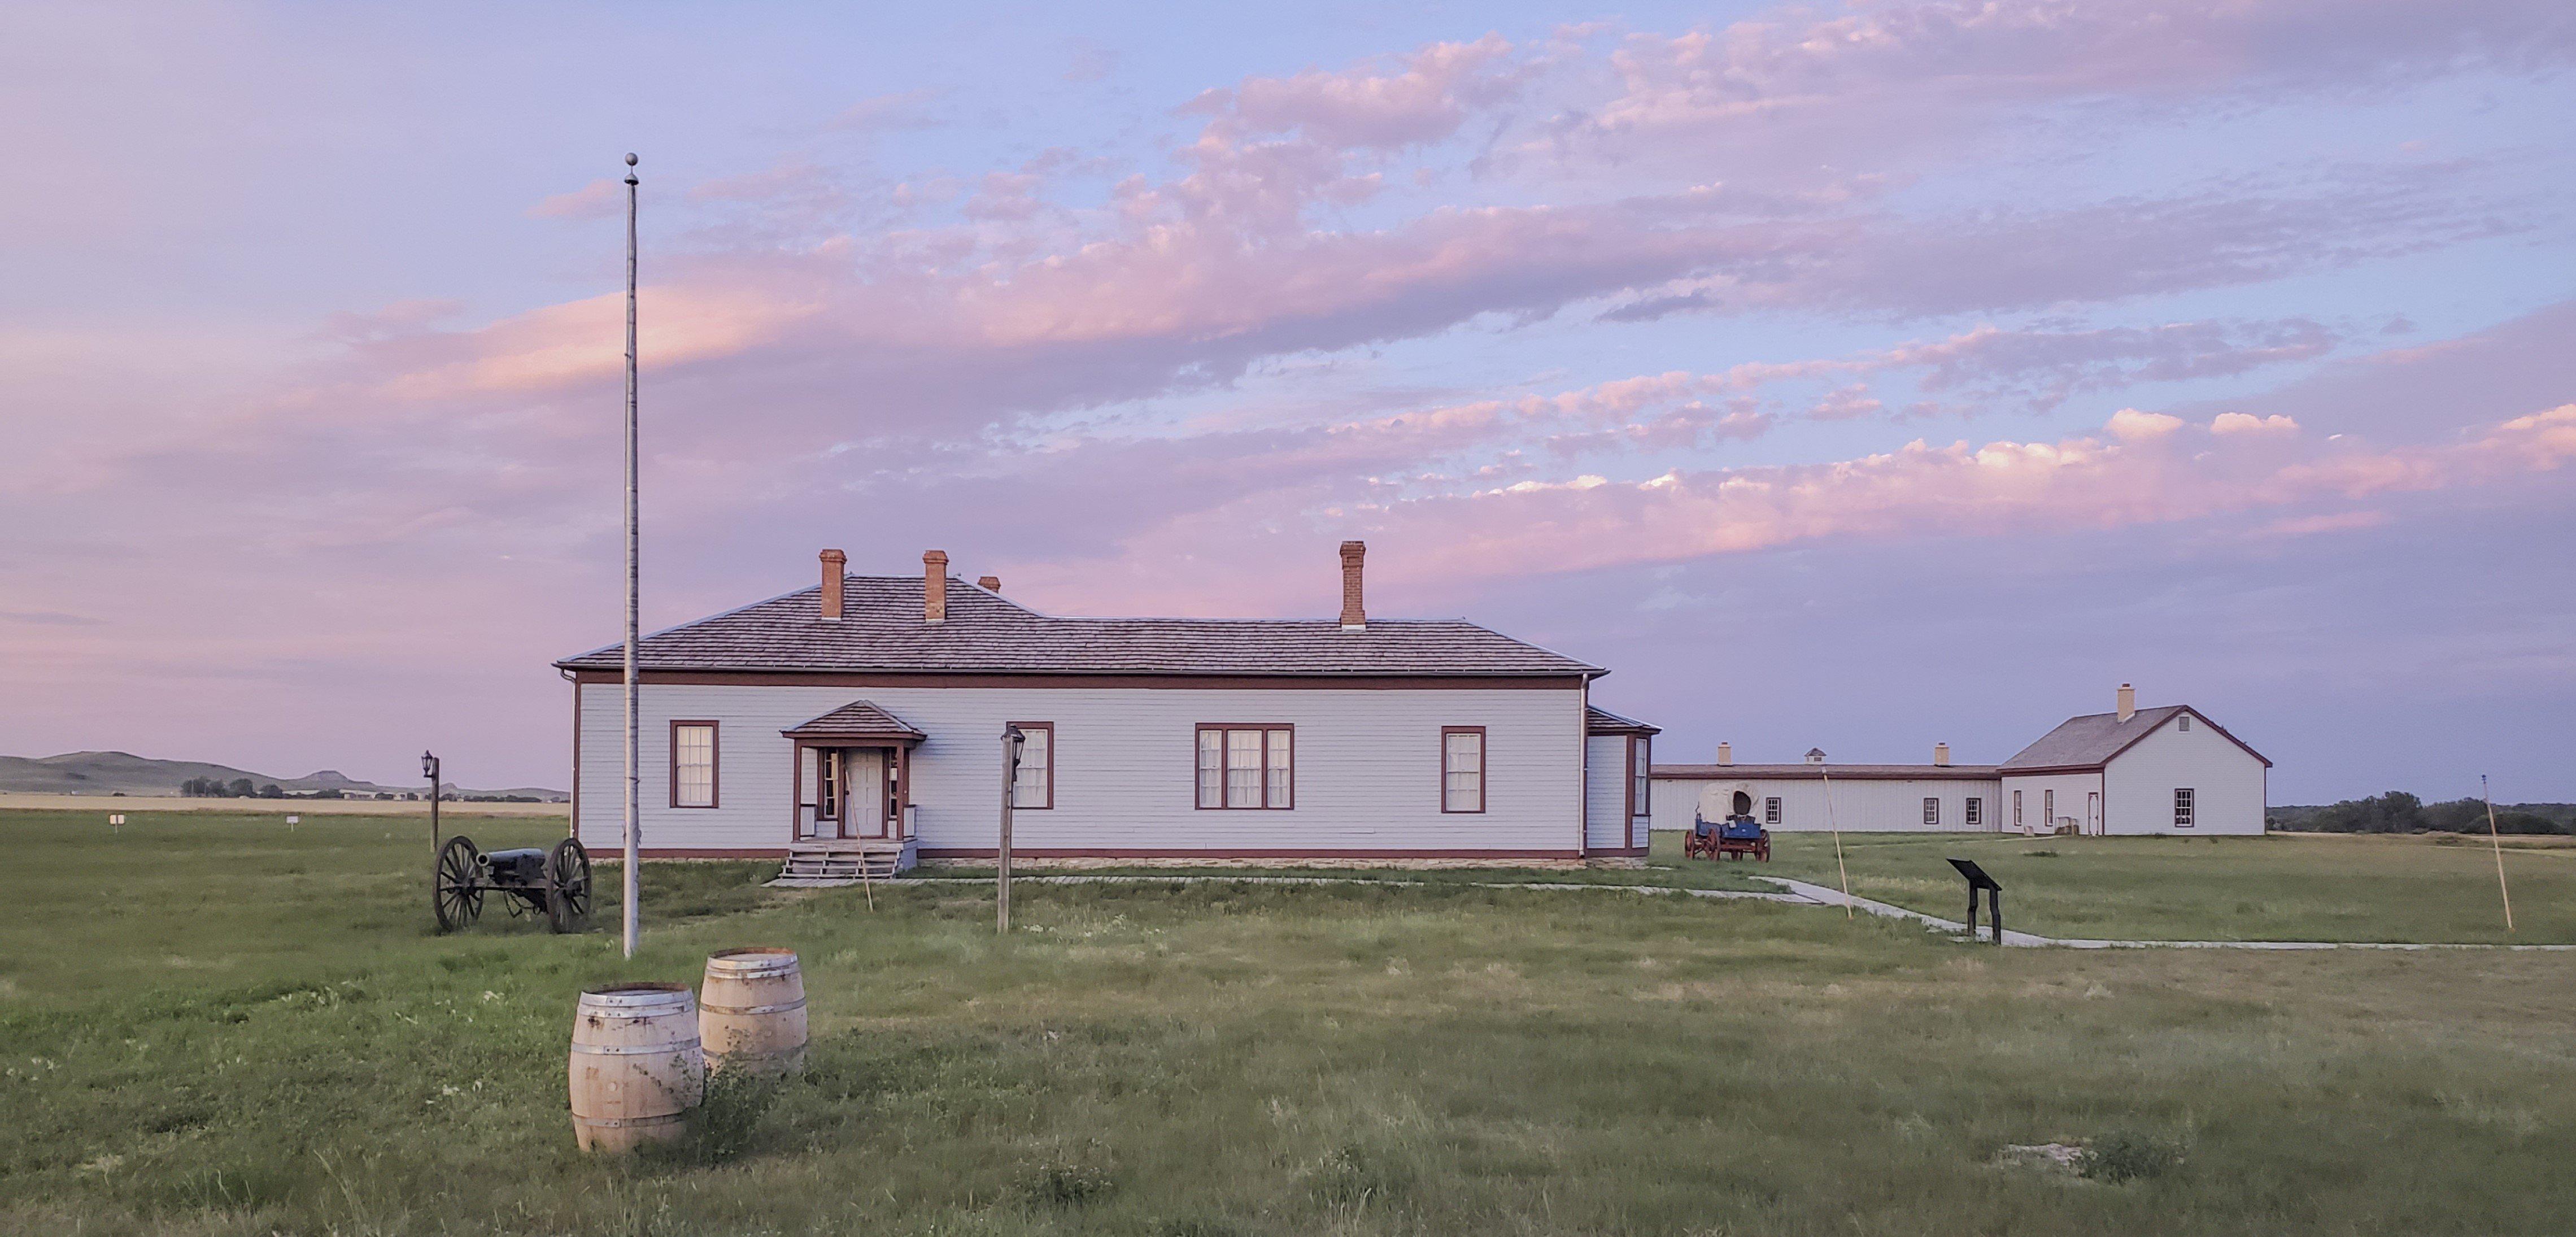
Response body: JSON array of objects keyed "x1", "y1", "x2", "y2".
[
  {"x1": 2080, "y1": 1130, "x2": 2184, "y2": 1183},
  {"x1": 1018, "y1": 1158, "x2": 1116, "y2": 1208}
]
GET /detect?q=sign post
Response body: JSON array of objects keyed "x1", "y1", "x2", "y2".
[{"x1": 1947, "y1": 857, "x2": 2003, "y2": 945}]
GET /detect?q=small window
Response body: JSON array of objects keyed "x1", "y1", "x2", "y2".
[
  {"x1": 1964, "y1": 797, "x2": 1982, "y2": 827},
  {"x1": 1009, "y1": 722, "x2": 1053, "y2": 809},
  {"x1": 2180, "y1": 715, "x2": 2192, "y2": 732},
  {"x1": 1630, "y1": 737, "x2": 1651, "y2": 817},
  {"x1": 2044, "y1": 789, "x2": 2055, "y2": 825},
  {"x1": 1442, "y1": 728, "x2": 1484, "y2": 813},
  {"x1": 1923, "y1": 796, "x2": 1940, "y2": 826},
  {"x1": 2013, "y1": 789, "x2": 2023, "y2": 828},
  {"x1": 1764, "y1": 796, "x2": 1782, "y2": 825},
  {"x1": 1199, "y1": 725, "x2": 1292, "y2": 809},
  {"x1": 670, "y1": 721, "x2": 718, "y2": 809},
  {"x1": 2174, "y1": 787, "x2": 2196, "y2": 829}
]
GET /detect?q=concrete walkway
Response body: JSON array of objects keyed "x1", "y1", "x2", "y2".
[
  {"x1": 782, "y1": 871, "x2": 2575, "y2": 952},
  {"x1": 1750, "y1": 876, "x2": 2576, "y2": 951}
]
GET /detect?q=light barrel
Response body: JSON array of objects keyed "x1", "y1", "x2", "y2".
[
  {"x1": 700, "y1": 948, "x2": 808, "y2": 1075},
  {"x1": 568, "y1": 983, "x2": 703, "y2": 1152}
]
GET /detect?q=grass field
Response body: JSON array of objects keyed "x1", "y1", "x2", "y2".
[
  {"x1": 1735, "y1": 831, "x2": 2575, "y2": 943},
  {"x1": 5, "y1": 809, "x2": 2574, "y2": 1235}
]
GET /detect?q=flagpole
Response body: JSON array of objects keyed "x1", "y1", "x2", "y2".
[{"x1": 621, "y1": 152, "x2": 642, "y2": 960}]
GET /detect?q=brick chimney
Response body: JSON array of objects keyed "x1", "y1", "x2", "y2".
[
  {"x1": 1933, "y1": 742, "x2": 1951, "y2": 766},
  {"x1": 923, "y1": 550, "x2": 948, "y2": 624},
  {"x1": 2117, "y1": 682, "x2": 2135, "y2": 722},
  {"x1": 818, "y1": 549, "x2": 846, "y2": 622},
  {"x1": 1338, "y1": 541, "x2": 1366, "y2": 630},
  {"x1": 977, "y1": 575, "x2": 1000, "y2": 593},
  {"x1": 1716, "y1": 742, "x2": 1732, "y2": 766}
]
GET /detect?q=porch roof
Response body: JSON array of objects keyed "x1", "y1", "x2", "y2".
[{"x1": 781, "y1": 700, "x2": 927, "y2": 743}]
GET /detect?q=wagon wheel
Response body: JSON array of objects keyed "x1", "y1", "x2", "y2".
[
  {"x1": 433, "y1": 835, "x2": 484, "y2": 932},
  {"x1": 545, "y1": 837, "x2": 592, "y2": 934}
]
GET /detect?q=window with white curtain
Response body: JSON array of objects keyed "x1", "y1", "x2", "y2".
[
  {"x1": 1009, "y1": 722, "x2": 1052, "y2": 809},
  {"x1": 1442, "y1": 728, "x2": 1484, "y2": 813},
  {"x1": 671, "y1": 722, "x2": 717, "y2": 808},
  {"x1": 1198, "y1": 725, "x2": 1292, "y2": 808},
  {"x1": 1630, "y1": 737, "x2": 1650, "y2": 817}
]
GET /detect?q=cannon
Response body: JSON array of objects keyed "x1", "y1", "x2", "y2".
[{"x1": 433, "y1": 835, "x2": 592, "y2": 934}]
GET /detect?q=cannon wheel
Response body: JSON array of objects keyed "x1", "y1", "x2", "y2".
[
  {"x1": 434, "y1": 835, "x2": 483, "y2": 932},
  {"x1": 545, "y1": 837, "x2": 592, "y2": 935}
]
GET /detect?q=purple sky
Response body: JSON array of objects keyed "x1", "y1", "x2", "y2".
[{"x1": 3, "y1": 1, "x2": 2571, "y2": 800}]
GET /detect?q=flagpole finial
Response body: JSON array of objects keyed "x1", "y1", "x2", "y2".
[{"x1": 624, "y1": 152, "x2": 639, "y2": 185}]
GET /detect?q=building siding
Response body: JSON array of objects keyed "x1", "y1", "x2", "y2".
[
  {"x1": 576, "y1": 681, "x2": 1586, "y2": 856},
  {"x1": 1997, "y1": 771, "x2": 2104, "y2": 834},
  {"x1": 1583, "y1": 735, "x2": 1629, "y2": 852},
  {"x1": 2102, "y1": 716, "x2": 2267, "y2": 835},
  {"x1": 1650, "y1": 775, "x2": 2003, "y2": 833}
]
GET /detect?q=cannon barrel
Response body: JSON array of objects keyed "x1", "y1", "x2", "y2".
[{"x1": 481, "y1": 847, "x2": 550, "y2": 885}]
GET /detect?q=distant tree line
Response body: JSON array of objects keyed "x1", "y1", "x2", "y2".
[
  {"x1": 180, "y1": 776, "x2": 285, "y2": 798},
  {"x1": 2269, "y1": 792, "x2": 2574, "y2": 835}
]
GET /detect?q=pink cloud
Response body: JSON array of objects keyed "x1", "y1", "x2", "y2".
[
  {"x1": 1190, "y1": 34, "x2": 1528, "y2": 150},
  {"x1": 528, "y1": 178, "x2": 625, "y2": 221},
  {"x1": 2211, "y1": 411, "x2": 2300, "y2": 435},
  {"x1": 980, "y1": 398, "x2": 2576, "y2": 618},
  {"x1": 1528, "y1": 0, "x2": 2576, "y2": 176}
]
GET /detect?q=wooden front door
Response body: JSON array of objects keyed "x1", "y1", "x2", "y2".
[{"x1": 844, "y1": 750, "x2": 887, "y2": 839}]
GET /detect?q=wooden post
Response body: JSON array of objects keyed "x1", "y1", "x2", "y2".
[
  {"x1": 1989, "y1": 887, "x2": 2003, "y2": 946},
  {"x1": 426, "y1": 754, "x2": 441, "y2": 865},
  {"x1": 2482, "y1": 775, "x2": 2516, "y2": 933},
  {"x1": 998, "y1": 725, "x2": 1023, "y2": 936},
  {"x1": 1821, "y1": 767, "x2": 1853, "y2": 920}
]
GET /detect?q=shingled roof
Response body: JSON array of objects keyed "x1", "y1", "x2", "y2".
[
  {"x1": 781, "y1": 700, "x2": 925, "y2": 741},
  {"x1": 1999, "y1": 705, "x2": 2270, "y2": 772},
  {"x1": 1584, "y1": 705, "x2": 1660, "y2": 735},
  {"x1": 555, "y1": 576, "x2": 1603, "y2": 678},
  {"x1": 1651, "y1": 763, "x2": 2000, "y2": 781}
]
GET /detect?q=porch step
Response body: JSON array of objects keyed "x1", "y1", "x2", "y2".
[{"x1": 775, "y1": 840, "x2": 913, "y2": 884}]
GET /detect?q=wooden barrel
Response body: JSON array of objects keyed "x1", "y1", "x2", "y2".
[
  {"x1": 568, "y1": 983, "x2": 703, "y2": 1152},
  {"x1": 700, "y1": 948, "x2": 807, "y2": 1075}
]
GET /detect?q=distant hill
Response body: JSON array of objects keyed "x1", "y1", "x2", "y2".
[{"x1": 0, "y1": 751, "x2": 565, "y2": 802}]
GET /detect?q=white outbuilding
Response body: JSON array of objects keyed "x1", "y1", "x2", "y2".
[{"x1": 1651, "y1": 684, "x2": 2269, "y2": 836}]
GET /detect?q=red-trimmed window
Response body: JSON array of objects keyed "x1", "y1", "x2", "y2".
[
  {"x1": 1197, "y1": 725, "x2": 1292, "y2": 809},
  {"x1": 1441, "y1": 727, "x2": 1485, "y2": 813},
  {"x1": 1009, "y1": 722, "x2": 1053, "y2": 809},
  {"x1": 1629, "y1": 737, "x2": 1651, "y2": 818},
  {"x1": 670, "y1": 721, "x2": 718, "y2": 808}
]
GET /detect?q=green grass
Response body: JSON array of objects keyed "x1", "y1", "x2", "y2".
[
  {"x1": 1733, "y1": 830, "x2": 2576, "y2": 944},
  {"x1": 5, "y1": 809, "x2": 2575, "y2": 1235}
]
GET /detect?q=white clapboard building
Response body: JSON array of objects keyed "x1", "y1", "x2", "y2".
[
  {"x1": 556, "y1": 543, "x2": 1658, "y2": 876},
  {"x1": 1650, "y1": 685, "x2": 2269, "y2": 836}
]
